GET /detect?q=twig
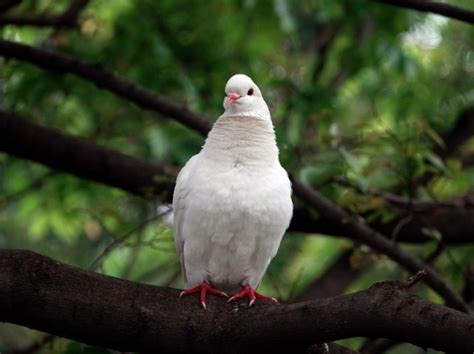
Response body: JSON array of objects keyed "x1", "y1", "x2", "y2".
[
  {"x1": 89, "y1": 215, "x2": 161, "y2": 271},
  {"x1": 403, "y1": 269, "x2": 427, "y2": 289}
]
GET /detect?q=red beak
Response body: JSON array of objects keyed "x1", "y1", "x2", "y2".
[{"x1": 227, "y1": 92, "x2": 240, "y2": 104}]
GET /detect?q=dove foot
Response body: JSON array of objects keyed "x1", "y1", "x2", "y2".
[
  {"x1": 179, "y1": 282, "x2": 228, "y2": 310},
  {"x1": 227, "y1": 284, "x2": 277, "y2": 307}
]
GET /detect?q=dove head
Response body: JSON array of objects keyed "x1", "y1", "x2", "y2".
[{"x1": 222, "y1": 74, "x2": 270, "y2": 121}]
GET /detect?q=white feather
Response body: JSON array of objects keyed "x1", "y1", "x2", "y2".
[{"x1": 172, "y1": 74, "x2": 293, "y2": 292}]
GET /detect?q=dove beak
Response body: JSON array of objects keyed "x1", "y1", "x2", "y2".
[{"x1": 227, "y1": 92, "x2": 240, "y2": 104}]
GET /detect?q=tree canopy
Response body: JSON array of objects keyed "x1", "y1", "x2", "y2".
[{"x1": 0, "y1": 1, "x2": 473, "y2": 353}]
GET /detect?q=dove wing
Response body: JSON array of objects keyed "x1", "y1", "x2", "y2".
[{"x1": 172, "y1": 154, "x2": 200, "y2": 284}]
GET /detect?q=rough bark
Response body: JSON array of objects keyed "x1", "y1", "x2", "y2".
[{"x1": 0, "y1": 249, "x2": 473, "y2": 354}]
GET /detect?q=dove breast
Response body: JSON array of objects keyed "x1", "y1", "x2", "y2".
[{"x1": 173, "y1": 116, "x2": 293, "y2": 293}]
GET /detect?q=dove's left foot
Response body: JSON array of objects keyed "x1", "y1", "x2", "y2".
[
  {"x1": 179, "y1": 282, "x2": 228, "y2": 310},
  {"x1": 227, "y1": 284, "x2": 277, "y2": 307}
]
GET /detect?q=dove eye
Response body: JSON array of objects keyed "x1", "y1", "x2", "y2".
[{"x1": 247, "y1": 88, "x2": 254, "y2": 96}]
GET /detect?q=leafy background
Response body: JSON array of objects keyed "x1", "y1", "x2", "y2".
[{"x1": 1, "y1": 0, "x2": 474, "y2": 352}]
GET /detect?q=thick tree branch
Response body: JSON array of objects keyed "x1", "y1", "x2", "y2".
[
  {"x1": 291, "y1": 177, "x2": 470, "y2": 313},
  {"x1": 0, "y1": 110, "x2": 173, "y2": 197},
  {"x1": 375, "y1": 0, "x2": 474, "y2": 25},
  {"x1": 0, "y1": 249, "x2": 473, "y2": 353},
  {"x1": 0, "y1": 0, "x2": 89, "y2": 28}
]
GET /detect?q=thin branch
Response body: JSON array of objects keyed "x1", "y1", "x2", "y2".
[
  {"x1": 0, "y1": 0, "x2": 90, "y2": 28},
  {"x1": 290, "y1": 176, "x2": 470, "y2": 313},
  {"x1": 403, "y1": 269, "x2": 427, "y2": 289},
  {"x1": 89, "y1": 215, "x2": 162, "y2": 271},
  {"x1": 0, "y1": 249, "x2": 473, "y2": 353},
  {"x1": 375, "y1": 0, "x2": 474, "y2": 25}
]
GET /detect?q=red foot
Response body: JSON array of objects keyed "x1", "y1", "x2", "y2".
[
  {"x1": 179, "y1": 282, "x2": 228, "y2": 310},
  {"x1": 227, "y1": 284, "x2": 277, "y2": 307}
]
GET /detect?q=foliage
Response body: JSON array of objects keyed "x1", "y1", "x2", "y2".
[{"x1": 1, "y1": 0, "x2": 474, "y2": 352}]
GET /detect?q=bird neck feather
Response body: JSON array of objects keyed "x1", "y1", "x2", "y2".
[{"x1": 202, "y1": 116, "x2": 279, "y2": 166}]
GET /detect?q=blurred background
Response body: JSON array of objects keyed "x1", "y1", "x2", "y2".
[{"x1": 0, "y1": 0, "x2": 473, "y2": 353}]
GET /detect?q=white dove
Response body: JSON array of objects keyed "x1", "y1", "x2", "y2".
[{"x1": 172, "y1": 74, "x2": 293, "y2": 309}]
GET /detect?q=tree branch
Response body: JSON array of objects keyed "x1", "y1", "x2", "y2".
[
  {"x1": 375, "y1": 0, "x2": 474, "y2": 25},
  {"x1": 0, "y1": 249, "x2": 473, "y2": 353},
  {"x1": 0, "y1": 0, "x2": 90, "y2": 28},
  {"x1": 0, "y1": 109, "x2": 173, "y2": 198},
  {"x1": 0, "y1": 39, "x2": 211, "y2": 135},
  {"x1": 290, "y1": 203, "x2": 474, "y2": 244},
  {"x1": 291, "y1": 177, "x2": 470, "y2": 313}
]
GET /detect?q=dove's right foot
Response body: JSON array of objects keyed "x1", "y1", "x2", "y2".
[{"x1": 179, "y1": 282, "x2": 228, "y2": 310}]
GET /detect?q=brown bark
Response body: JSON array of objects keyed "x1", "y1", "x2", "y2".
[{"x1": 1, "y1": 249, "x2": 473, "y2": 354}]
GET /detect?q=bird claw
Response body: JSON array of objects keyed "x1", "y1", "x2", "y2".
[
  {"x1": 228, "y1": 284, "x2": 277, "y2": 307},
  {"x1": 179, "y1": 282, "x2": 228, "y2": 310}
]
